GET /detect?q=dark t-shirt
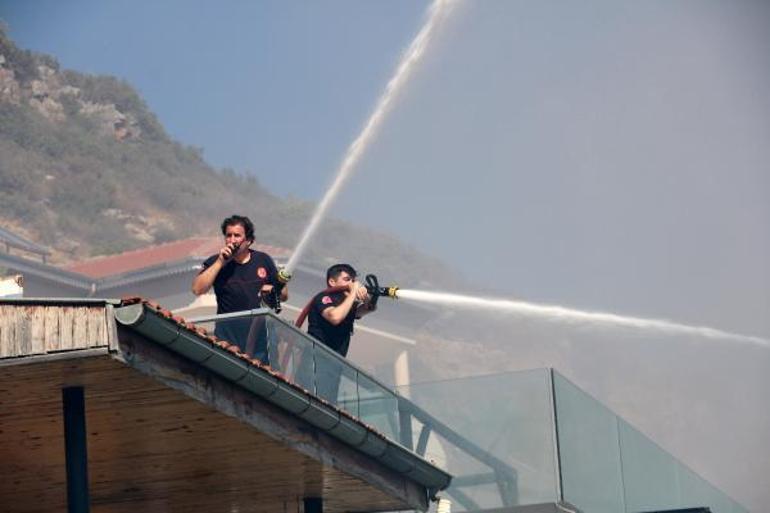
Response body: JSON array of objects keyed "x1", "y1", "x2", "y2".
[
  {"x1": 200, "y1": 249, "x2": 279, "y2": 361},
  {"x1": 201, "y1": 249, "x2": 279, "y2": 314},
  {"x1": 307, "y1": 290, "x2": 357, "y2": 356}
]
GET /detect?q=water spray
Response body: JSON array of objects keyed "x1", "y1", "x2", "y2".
[
  {"x1": 284, "y1": 0, "x2": 457, "y2": 275},
  {"x1": 393, "y1": 288, "x2": 770, "y2": 348}
]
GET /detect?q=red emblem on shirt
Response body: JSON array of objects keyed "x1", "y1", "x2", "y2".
[
  {"x1": 321, "y1": 296, "x2": 333, "y2": 305},
  {"x1": 257, "y1": 267, "x2": 267, "y2": 279}
]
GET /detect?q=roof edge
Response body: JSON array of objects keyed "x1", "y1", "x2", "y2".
[
  {"x1": 0, "y1": 297, "x2": 121, "y2": 306},
  {"x1": 113, "y1": 300, "x2": 452, "y2": 494}
]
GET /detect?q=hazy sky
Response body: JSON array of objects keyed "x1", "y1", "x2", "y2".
[
  {"x1": 3, "y1": 0, "x2": 768, "y2": 336},
  {"x1": 2, "y1": 1, "x2": 767, "y2": 334},
  {"x1": 2, "y1": 1, "x2": 769, "y2": 509},
  {"x1": 339, "y1": 0, "x2": 770, "y2": 341}
]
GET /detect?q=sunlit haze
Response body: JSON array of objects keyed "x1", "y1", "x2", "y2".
[{"x1": 2, "y1": 0, "x2": 768, "y2": 510}]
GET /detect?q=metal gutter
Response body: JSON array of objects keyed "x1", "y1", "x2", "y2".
[
  {"x1": 0, "y1": 252, "x2": 93, "y2": 290},
  {"x1": 0, "y1": 251, "x2": 202, "y2": 293},
  {"x1": 113, "y1": 302, "x2": 451, "y2": 494},
  {"x1": 0, "y1": 226, "x2": 51, "y2": 256},
  {"x1": 97, "y1": 259, "x2": 201, "y2": 290}
]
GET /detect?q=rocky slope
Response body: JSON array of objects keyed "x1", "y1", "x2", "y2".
[{"x1": 0, "y1": 29, "x2": 457, "y2": 288}]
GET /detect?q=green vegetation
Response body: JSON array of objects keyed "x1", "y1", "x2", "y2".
[{"x1": 0, "y1": 28, "x2": 457, "y2": 287}]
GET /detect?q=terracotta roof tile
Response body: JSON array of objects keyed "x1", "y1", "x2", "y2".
[{"x1": 66, "y1": 237, "x2": 290, "y2": 279}]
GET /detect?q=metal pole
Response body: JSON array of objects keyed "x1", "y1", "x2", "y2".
[
  {"x1": 303, "y1": 497, "x2": 323, "y2": 513},
  {"x1": 397, "y1": 397, "x2": 414, "y2": 450},
  {"x1": 62, "y1": 386, "x2": 90, "y2": 513}
]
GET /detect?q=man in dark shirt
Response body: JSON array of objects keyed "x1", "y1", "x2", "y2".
[
  {"x1": 307, "y1": 263, "x2": 376, "y2": 403},
  {"x1": 192, "y1": 215, "x2": 288, "y2": 362}
]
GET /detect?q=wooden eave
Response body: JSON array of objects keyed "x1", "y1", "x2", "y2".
[{"x1": 0, "y1": 300, "x2": 447, "y2": 512}]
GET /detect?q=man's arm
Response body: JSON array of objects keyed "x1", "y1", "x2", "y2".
[
  {"x1": 258, "y1": 283, "x2": 289, "y2": 301},
  {"x1": 321, "y1": 282, "x2": 361, "y2": 326},
  {"x1": 353, "y1": 286, "x2": 376, "y2": 319},
  {"x1": 192, "y1": 260, "x2": 222, "y2": 295},
  {"x1": 192, "y1": 245, "x2": 234, "y2": 295},
  {"x1": 355, "y1": 301, "x2": 377, "y2": 319}
]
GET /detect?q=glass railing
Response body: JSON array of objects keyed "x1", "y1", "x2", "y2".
[
  {"x1": 552, "y1": 371, "x2": 749, "y2": 513},
  {"x1": 402, "y1": 369, "x2": 747, "y2": 513},
  {"x1": 190, "y1": 310, "x2": 747, "y2": 513},
  {"x1": 193, "y1": 309, "x2": 400, "y2": 438},
  {"x1": 192, "y1": 309, "x2": 522, "y2": 507},
  {"x1": 401, "y1": 369, "x2": 560, "y2": 510}
]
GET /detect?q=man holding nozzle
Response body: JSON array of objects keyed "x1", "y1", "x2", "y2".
[
  {"x1": 307, "y1": 263, "x2": 377, "y2": 358},
  {"x1": 306, "y1": 264, "x2": 377, "y2": 403},
  {"x1": 192, "y1": 214, "x2": 289, "y2": 362}
]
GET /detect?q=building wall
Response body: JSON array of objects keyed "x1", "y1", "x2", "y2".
[{"x1": 23, "y1": 276, "x2": 91, "y2": 298}]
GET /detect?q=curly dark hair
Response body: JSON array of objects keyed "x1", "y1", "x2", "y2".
[{"x1": 220, "y1": 215, "x2": 255, "y2": 241}]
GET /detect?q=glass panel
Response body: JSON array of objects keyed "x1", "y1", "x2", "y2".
[
  {"x1": 357, "y1": 373, "x2": 399, "y2": 440},
  {"x1": 554, "y1": 371, "x2": 747, "y2": 513},
  {"x1": 677, "y1": 464, "x2": 747, "y2": 513},
  {"x1": 314, "y1": 344, "x2": 359, "y2": 414},
  {"x1": 335, "y1": 369, "x2": 360, "y2": 416},
  {"x1": 198, "y1": 315, "x2": 270, "y2": 361},
  {"x1": 263, "y1": 316, "x2": 315, "y2": 392},
  {"x1": 678, "y1": 465, "x2": 717, "y2": 511},
  {"x1": 618, "y1": 419, "x2": 683, "y2": 512},
  {"x1": 552, "y1": 371, "x2": 625, "y2": 513},
  {"x1": 402, "y1": 369, "x2": 559, "y2": 510},
  {"x1": 618, "y1": 400, "x2": 749, "y2": 513}
]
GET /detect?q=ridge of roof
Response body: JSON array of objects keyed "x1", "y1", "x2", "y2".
[
  {"x1": 66, "y1": 237, "x2": 290, "y2": 279},
  {"x1": 0, "y1": 226, "x2": 51, "y2": 256}
]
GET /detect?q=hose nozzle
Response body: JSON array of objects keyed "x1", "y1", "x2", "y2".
[
  {"x1": 364, "y1": 274, "x2": 398, "y2": 307},
  {"x1": 383, "y1": 285, "x2": 399, "y2": 299},
  {"x1": 265, "y1": 267, "x2": 292, "y2": 314},
  {"x1": 277, "y1": 267, "x2": 292, "y2": 284}
]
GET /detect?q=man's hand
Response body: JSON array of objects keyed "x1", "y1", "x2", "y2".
[
  {"x1": 354, "y1": 282, "x2": 370, "y2": 303},
  {"x1": 347, "y1": 280, "x2": 368, "y2": 300},
  {"x1": 262, "y1": 283, "x2": 287, "y2": 302},
  {"x1": 353, "y1": 281, "x2": 376, "y2": 319},
  {"x1": 219, "y1": 242, "x2": 239, "y2": 262},
  {"x1": 323, "y1": 281, "x2": 362, "y2": 326}
]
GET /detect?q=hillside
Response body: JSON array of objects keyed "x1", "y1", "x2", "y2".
[{"x1": 0, "y1": 29, "x2": 456, "y2": 288}]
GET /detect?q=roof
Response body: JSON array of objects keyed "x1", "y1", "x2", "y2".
[
  {"x1": 0, "y1": 226, "x2": 51, "y2": 257},
  {"x1": 113, "y1": 297, "x2": 452, "y2": 493},
  {"x1": 0, "y1": 251, "x2": 93, "y2": 290},
  {"x1": 0, "y1": 298, "x2": 449, "y2": 512},
  {"x1": 64, "y1": 237, "x2": 291, "y2": 279}
]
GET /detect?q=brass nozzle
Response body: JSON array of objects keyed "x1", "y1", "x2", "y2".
[
  {"x1": 277, "y1": 267, "x2": 292, "y2": 284},
  {"x1": 385, "y1": 286, "x2": 399, "y2": 299}
]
